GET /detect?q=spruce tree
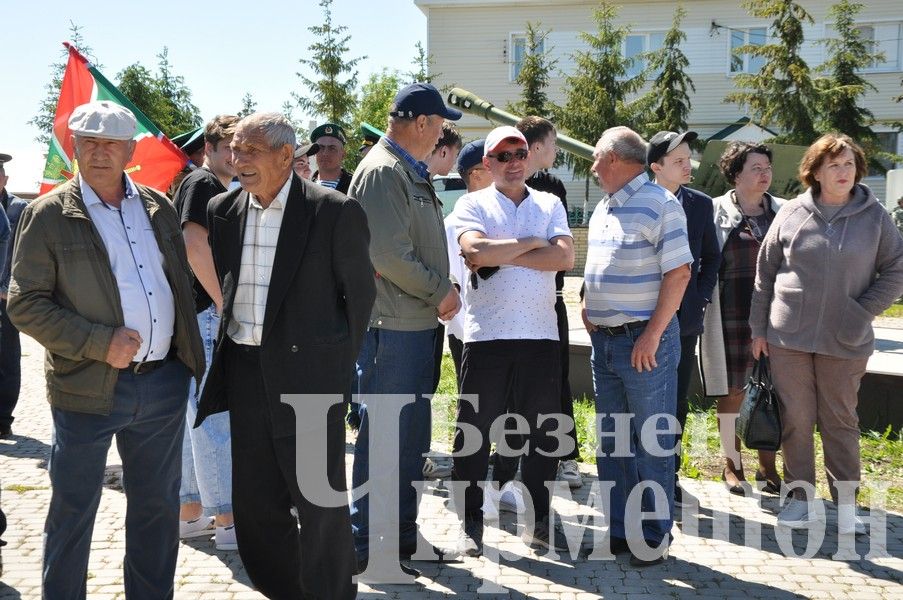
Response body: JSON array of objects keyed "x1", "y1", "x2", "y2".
[
  {"x1": 645, "y1": 6, "x2": 696, "y2": 137},
  {"x1": 294, "y1": 0, "x2": 364, "y2": 129},
  {"x1": 238, "y1": 93, "x2": 258, "y2": 118},
  {"x1": 724, "y1": 0, "x2": 819, "y2": 145},
  {"x1": 507, "y1": 22, "x2": 557, "y2": 118}
]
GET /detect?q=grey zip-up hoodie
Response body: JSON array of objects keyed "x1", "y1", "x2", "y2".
[{"x1": 749, "y1": 183, "x2": 903, "y2": 359}]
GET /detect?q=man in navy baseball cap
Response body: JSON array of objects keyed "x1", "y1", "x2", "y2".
[{"x1": 389, "y1": 83, "x2": 462, "y2": 121}]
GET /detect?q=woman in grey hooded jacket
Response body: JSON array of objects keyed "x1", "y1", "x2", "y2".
[{"x1": 750, "y1": 134, "x2": 903, "y2": 534}]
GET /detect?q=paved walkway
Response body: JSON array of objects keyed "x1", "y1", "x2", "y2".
[{"x1": 1, "y1": 334, "x2": 902, "y2": 599}]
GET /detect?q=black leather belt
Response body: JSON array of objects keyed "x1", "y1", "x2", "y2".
[
  {"x1": 126, "y1": 348, "x2": 176, "y2": 375},
  {"x1": 598, "y1": 320, "x2": 650, "y2": 337}
]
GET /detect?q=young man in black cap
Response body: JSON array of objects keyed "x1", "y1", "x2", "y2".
[
  {"x1": 647, "y1": 130, "x2": 720, "y2": 507},
  {"x1": 311, "y1": 122, "x2": 353, "y2": 193}
]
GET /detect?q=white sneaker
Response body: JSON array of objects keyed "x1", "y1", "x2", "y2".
[
  {"x1": 179, "y1": 516, "x2": 214, "y2": 539},
  {"x1": 559, "y1": 460, "x2": 584, "y2": 489},
  {"x1": 423, "y1": 457, "x2": 453, "y2": 479},
  {"x1": 215, "y1": 525, "x2": 238, "y2": 551},
  {"x1": 499, "y1": 481, "x2": 526, "y2": 514},
  {"x1": 777, "y1": 498, "x2": 818, "y2": 528},
  {"x1": 837, "y1": 505, "x2": 867, "y2": 536}
]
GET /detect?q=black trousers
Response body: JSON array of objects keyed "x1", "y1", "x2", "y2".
[
  {"x1": 453, "y1": 339, "x2": 561, "y2": 527},
  {"x1": 674, "y1": 334, "x2": 698, "y2": 479},
  {"x1": 0, "y1": 299, "x2": 22, "y2": 428},
  {"x1": 491, "y1": 298, "x2": 578, "y2": 485},
  {"x1": 225, "y1": 340, "x2": 357, "y2": 600},
  {"x1": 448, "y1": 334, "x2": 464, "y2": 387}
]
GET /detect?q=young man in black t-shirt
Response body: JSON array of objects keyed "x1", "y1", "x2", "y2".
[{"x1": 172, "y1": 114, "x2": 240, "y2": 550}]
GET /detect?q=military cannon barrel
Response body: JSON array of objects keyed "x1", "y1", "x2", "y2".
[{"x1": 446, "y1": 88, "x2": 595, "y2": 163}]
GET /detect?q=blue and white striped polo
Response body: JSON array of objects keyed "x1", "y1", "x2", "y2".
[{"x1": 583, "y1": 172, "x2": 692, "y2": 327}]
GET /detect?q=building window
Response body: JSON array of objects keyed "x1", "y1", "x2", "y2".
[
  {"x1": 730, "y1": 27, "x2": 767, "y2": 74},
  {"x1": 869, "y1": 131, "x2": 900, "y2": 176},
  {"x1": 624, "y1": 32, "x2": 665, "y2": 79},
  {"x1": 854, "y1": 22, "x2": 902, "y2": 72},
  {"x1": 510, "y1": 34, "x2": 544, "y2": 81}
]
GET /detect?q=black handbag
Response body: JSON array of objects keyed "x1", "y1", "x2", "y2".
[{"x1": 736, "y1": 358, "x2": 783, "y2": 451}]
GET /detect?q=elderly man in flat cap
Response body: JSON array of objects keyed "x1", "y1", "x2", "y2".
[{"x1": 7, "y1": 100, "x2": 204, "y2": 598}]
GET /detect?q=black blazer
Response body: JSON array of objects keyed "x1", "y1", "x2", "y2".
[
  {"x1": 195, "y1": 174, "x2": 376, "y2": 438},
  {"x1": 676, "y1": 185, "x2": 720, "y2": 337}
]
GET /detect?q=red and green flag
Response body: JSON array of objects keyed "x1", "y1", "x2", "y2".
[{"x1": 40, "y1": 42, "x2": 188, "y2": 195}]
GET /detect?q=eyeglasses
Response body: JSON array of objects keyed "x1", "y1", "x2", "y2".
[{"x1": 487, "y1": 149, "x2": 529, "y2": 163}]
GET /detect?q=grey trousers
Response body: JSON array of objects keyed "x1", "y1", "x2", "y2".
[{"x1": 769, "y1": 345, "x2": 868, "y2": 502}]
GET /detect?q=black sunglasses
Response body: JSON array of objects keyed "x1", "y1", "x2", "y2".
[{"x1": 487, "y1": 149, "x2": 529, "y2": 163}]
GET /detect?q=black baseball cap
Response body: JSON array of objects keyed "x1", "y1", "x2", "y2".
[
  {"x1": 389, "y1": 83, "x2": 462, "y2": 121},
  {"x1": 646, "y1": 130, "x2": 698, "y2": 166}
]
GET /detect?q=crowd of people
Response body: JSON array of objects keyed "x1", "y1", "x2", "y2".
[{"x1": 1, "y1": 79, "x2": 902, "y2": 598}]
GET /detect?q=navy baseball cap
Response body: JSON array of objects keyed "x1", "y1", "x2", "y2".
[
  {"x1": 456, "y1": 139, "x2": 485, "y2": 173},
  {"x1": 389, "y1": 83, "x2": 462, "y2": 121}
]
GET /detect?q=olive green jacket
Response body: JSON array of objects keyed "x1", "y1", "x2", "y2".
[
  {"x1": 348, "y1": 137, "x2": 452, "y2": 331},
  {"x1": 7, "y1": 178, "x2": 205, "y2": 415}
]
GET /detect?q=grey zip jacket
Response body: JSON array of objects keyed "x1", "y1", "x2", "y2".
[{"x1": 749, "y1": 183, "x2": 903, "y2": 359}]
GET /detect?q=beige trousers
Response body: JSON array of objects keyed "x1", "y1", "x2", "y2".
[{"x1": 768, "y1": 345, "x2": 869, "y2": 502}]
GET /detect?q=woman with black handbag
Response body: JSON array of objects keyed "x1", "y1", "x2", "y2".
[{"x1": 750, "y1": 134, "x2": 903, "y2": 534}]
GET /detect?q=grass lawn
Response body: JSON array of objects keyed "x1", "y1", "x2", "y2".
[
  {"x1": 428, "y1": 355, "x2": 903, "y2": 512},
  {"x1": 882, "y1": 300, "x2": 903, "y2": 319}
]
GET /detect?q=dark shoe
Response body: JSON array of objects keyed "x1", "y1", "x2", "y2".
[
  {"x1": 401, "y1": 542, "x2": 461, "y2": 563},
  {"x1": 523, "y1": 516, "x2": 569, "y2": 553},
  {"x1": 457, "y1": 521, "x2": 483, "y2": 557},
  {"x1": 579, "y1": 534, "x2": 630, "y2": 558},
  {"x1": 723, "y1": 468, "x2": 747, "y2": 496},
  {"x1": 355, "y1": 556, "x2": 422, "y2": 578},
  {"x1": 755, "y1": 471, "x2": 782, "y2": 495},
  {"x1": 629, "y1": 541, "x2": 669, "y2": 567},
  {"x1": 0, "y1": 424, "x2": 11, "y2": 439}
]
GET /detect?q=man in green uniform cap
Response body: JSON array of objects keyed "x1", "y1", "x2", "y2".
[{"x1": 311, "y1": 122, "x2": 353, "y2": 194}]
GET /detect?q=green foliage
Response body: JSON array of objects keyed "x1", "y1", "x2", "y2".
[
  {"x1": 344, "y1": 69, "x2": 402, "y2": 171},
  {"x1": 506, "y1": 22, "x2": 558, "y2": 119},
  {"x1": 293, "y1": 0, "x2": 364, "y2": 129},
  {"x1": 29, "y1": 22, "x2": 99, "y2": 145},
  {"x1": 238, "y1": 93, "x2": 257, "y2": 118},
  {"x1": 556, "y1": 2, "x2": 649, "y2": 179},
  {"x1": 407, "y1": 41, "x2": 440, "y2": 85},
  {"x1": 725, "y1": 0, "x2": 819, "y2": 145},
  {"x1": 352, "y1": 69, "x2": 402, "y2": 133},
  {"x1": 818, "y1": 0, "x2": 895, "y2": 172},
  {"x1": 116, "y1": 47, "x2": 201, "y2": 139},
  {"x1": 644, "y1": 6, "x2": 696, "y2": 138}
]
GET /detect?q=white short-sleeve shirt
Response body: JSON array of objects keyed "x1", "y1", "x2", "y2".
[{"x1": 455, "y1": 184, "x2": 571, "y2": 343}]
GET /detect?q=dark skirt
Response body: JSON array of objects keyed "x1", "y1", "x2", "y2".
[{"x1": 719, "y1": 219, "x2": 768, "y2": 389}]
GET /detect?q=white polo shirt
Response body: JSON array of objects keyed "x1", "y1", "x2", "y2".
[
  {"x1": 454, "y1": 184, "x2": 572, "y2": 343},
  {"x1": 80, "y1": 174, "x2": 175, "y2": 362}
]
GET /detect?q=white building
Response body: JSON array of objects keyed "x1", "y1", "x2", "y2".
[{"x1": 415, "y1": 0, "x2": 903, "y2": 210}]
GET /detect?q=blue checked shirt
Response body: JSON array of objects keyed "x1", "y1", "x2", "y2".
[
  {"x1": 385, "y1": 136, "x2": 431, "y2": 181},
  {"x1": 583, "y1": 172, "x2": 693, "y2": 327}
]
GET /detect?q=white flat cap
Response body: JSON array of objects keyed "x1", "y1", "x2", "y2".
[{"x1": 68, "y1": 101, "x2": 137, "y2": 141}]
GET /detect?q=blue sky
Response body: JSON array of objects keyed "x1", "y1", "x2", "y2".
[{"x1": 2, "y1": 0, "x2": 427, "y2": 193}]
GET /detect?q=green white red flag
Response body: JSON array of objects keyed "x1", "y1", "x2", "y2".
[{"x1": 39, "y1": 43, "x2": 188, "y2": 195}]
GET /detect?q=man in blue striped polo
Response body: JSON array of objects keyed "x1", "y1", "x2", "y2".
[{"x1": 581, "y1": 126, "x2": 692, "y2": 567}]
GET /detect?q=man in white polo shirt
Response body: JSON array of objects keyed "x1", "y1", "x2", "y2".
[{"x1": 452, "y1": 126, "x2": 575, "y2": 556}]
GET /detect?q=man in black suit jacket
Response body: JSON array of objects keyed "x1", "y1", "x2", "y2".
[
  {"x1": 648, "y1": 131, "x2": 721, "y2": 507},
  {"x1": 196, "y1": 113, "x2": 375, "y2": 599}
]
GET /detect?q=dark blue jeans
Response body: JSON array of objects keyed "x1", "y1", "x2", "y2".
[
  {"x1": 43, "y1": 359, "x2": 189, "y2": 600},
  {"x1": 351, "y1": 327, "x2": 436, "y2": 560},
  {"x1": 0, "y1": 298, "x2": 22, "y2": 429},
  {"x1": 591, "y1": 317, "x2": 680, "y2": 545}
]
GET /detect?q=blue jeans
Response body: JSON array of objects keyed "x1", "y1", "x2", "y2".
[
  {"x1": 180, "y1": 306, "x2": 232, "y2": 515},
  {"x1": 351, "y1": 327, "x2": 436, "y2": 559},
  {"x1": 591, "y1": 317, "x2": 679, "y2": 545},
  {"x1": 44, "y1": 359, "x2": 190, "y2": 600}
]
